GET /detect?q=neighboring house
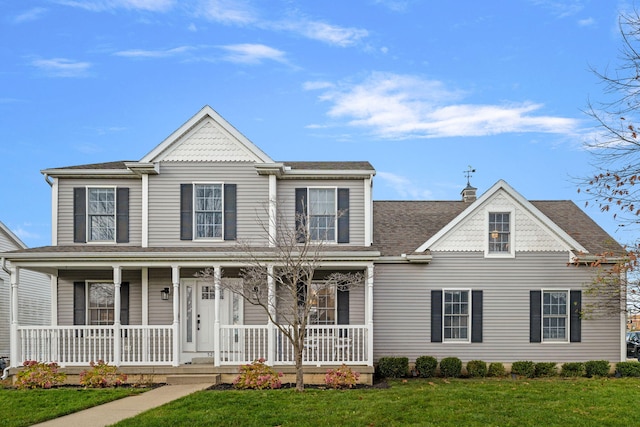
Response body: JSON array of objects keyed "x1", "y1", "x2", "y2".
[
  {"x1": 3, "y1": 106, "x2": 625, "y2": 379},
  {"x1": 0, "y1": 221, "x2": 51, "y2": 360}
]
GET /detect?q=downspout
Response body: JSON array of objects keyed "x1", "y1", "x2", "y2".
[
  {"x1": 43, "y1": 173, "x2": 53, "y2": 187},
  {"x1": 1, "y1": 258, "x2": 9, "y2": 379}
]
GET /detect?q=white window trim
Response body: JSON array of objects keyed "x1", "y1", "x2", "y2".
[
  {"x1": 193, "y1": 182, "x2": 224, "y2": 241},
  {"x1": 485, "y1": 209, "x2": 515, "y2": 258},
  {"x1": 86, "y1": 185, "x2": 117, "y2": 244},
  {"x1": 442, "y1": 288, "x2": 471, "y2": 343},
  {"x1": 541, "y1": 288, "x2": 570, "y2": 344},
  {"x1": 86, "y1": 280, "x2": 115, "y2": 326},
  {"x1": 307, "y1": 187, "x2": 338, "y2": 244}
]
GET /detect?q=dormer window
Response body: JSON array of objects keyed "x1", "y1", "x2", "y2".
[{"x1": 488, "y1": 212, "x2": 510, "y2": 253}]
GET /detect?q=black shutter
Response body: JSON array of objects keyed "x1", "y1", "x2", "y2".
[
  {"x1": 73, "y1": 282, "x2": 86, "y2": 325},
  {"x1": 337, "y1": 188, "x2": 350, "y2": 243},
  {"x1": 295, "y1": 188, "x2": 307, "y2": 243},
  {"x1": 73, "y1": 188, "x2": 86, "y2": 243},
  {"x1": 431, "y1": 290, "x2": 443, "y2": 343},
  {"x1": 224, "y1": 184, "x2": 237, "y2": 241},
  {"x1": 471, "y1": 290, "x2": 483, "y2": 343},
  {"x1": 530, "y1": 290, "x2": 542, "y2": 343},
  {"x1": 570, "y1": 290, "x2": 582, "y2": 343},
  {"x1": 116, "y1": 188, "x2": 129, "y2": 243},
  {"x1": 180, "y1": 184, "x2": 193, "y2": 240},
  {"x1": 120, "y1": 282, "x2": 130, "y2": 325},
  {"x1": 337, "y1": 289, "x2": 349, "y2": 324}
]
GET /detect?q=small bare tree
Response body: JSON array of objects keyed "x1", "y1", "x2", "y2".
[{"x1": 197, "y1": 200, "x2": 363, "y2": 391}]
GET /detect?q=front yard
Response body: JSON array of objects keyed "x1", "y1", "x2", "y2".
[{"x1": 112, "y1": 378, "x2": 640, "y2": 426}]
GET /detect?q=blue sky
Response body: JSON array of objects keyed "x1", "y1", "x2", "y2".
[{"x1": 0, "y1": 0, "x2": 633, "y2": 248}]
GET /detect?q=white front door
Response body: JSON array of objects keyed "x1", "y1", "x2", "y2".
[{"x1": 181, "y1": 279, "x2": 231, "y2": 353}]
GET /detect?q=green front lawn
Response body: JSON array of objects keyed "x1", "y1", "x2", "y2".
[
  {"x1": 1, "y1": 387, "x2": 145, "y2": 427},
  {"x1": 114, "y1": 378, "x2": 640, "y2": 427}
]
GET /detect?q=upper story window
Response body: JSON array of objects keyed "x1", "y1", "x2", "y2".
[
  {"x1": 88, "y1": 188, "x2": 115, "y2": 241},
  {"x1": 543, "y1": 291, "x2": 568, "y2": 341},
  {"x1": 73, "y1": 186, "x2": 129, "y2": 244},
  {"x1": 180, "y1": 183, "x2": 236, "y2": 242},
  {"x1": 443, "y1": 290, "x2": 469, "y2": 341},
  {"x1": 309, "y1": 188, "x2": 337, "y2": 242},
  {"x1": 194, "y1": 184, "x2": 223, "y2": 239},
  {"x1": 488, "y1": 212, "x2": 510, "y2": 253}
]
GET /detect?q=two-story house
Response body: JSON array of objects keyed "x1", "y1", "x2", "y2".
[{"x1": 4, "y1": 106, "x2": 625, "y2": 384}]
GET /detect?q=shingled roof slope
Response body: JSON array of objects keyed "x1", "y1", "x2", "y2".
[
  {"x1": 282, "y1": 161, "x2": 374, "y2": 171},
  {"x1": 373, "y1": 200, "x2": 622, "y2": 257},
  {"x1": 48, "y1": 161, "x2": 132, "y2": 170}
]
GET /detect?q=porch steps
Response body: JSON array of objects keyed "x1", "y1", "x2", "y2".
[{"x1": 166, "y1": 374, "x2": 221, "y2": 385}]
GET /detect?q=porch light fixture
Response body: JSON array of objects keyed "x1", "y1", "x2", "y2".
[{"x1": 161, "y1": 287, "x2": 170, "y2": 301}]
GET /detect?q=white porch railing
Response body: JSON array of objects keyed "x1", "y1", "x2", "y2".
[
  {"x1": 17, "y1": 326, "x2": 174, "y2": 366},
  {"x1": 219, "y1": 325, "x2": 369, "y2": 366},
  {"x1": 16, "y1": 324, "x2": 369, "y2": 367}
]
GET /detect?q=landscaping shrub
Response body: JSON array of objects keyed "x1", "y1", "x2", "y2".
[
  {"x1": 487, "y1": 362, "x2": 506, "y2": 377},
  {"x1": 377, "y1": 357, "x2": 409, "y2": 378},
  {"x1": 325, "y1": 364, "x2": 360, "y2": 389},
  {"x1": 439, "y1": 357, "x2": 462, "y2": 378},
  {"x1": 466, "y1": 360, "x2": 487, "y2": 378},
  {"x1": 511, "y1": 361, "x2": 535, "y2": 378},
  {"x1": 616, "y1": 361, "x2": 640, "y2": 378},
  {"x1": 15, "y1": 360, "x2": 66, "y2": 389},
  {"x1": 234, "y1": 358, "x2": 283, "y2": 389},
  {"x1": 585, "y1": 360, "x2": 610, "y2": 378},
  {"x1": 534, "y1": 362, "x2": 557, "y2": 378},
  {"x1": 561, "y1": 362, "x2": 585, "y2": 377},
  {"x1": 414, "y1": 356, "x2": 437, "y2": 378},
  {"x1": 80, "y1": 360, "x2": 127, "y2": 388}
]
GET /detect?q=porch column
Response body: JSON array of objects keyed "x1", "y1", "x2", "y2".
[
  {"x1": 266, "y1": 264, "x2": 276, "y2": 366},
  {"x1": 171, "y1": 265, "x2": 180, "y2": 366},
  {"x1": 366, "y1": 264, "x2": 374, "y2": 367},
  {"x1": 113, "y1": 266, "x2": 122, "y2": 366},
  {"x1": 141, "y1": 268, "x2": 149, "y2": 326},
  {"x1": 213, "y1": 266, "x2": 221, "y2": 367},
  {"x1": 50, "y1": 275, "x2": 58, "y2": 326},
  {"x1": 9, "y1": 267, "x2": 19, "y2": 368}
]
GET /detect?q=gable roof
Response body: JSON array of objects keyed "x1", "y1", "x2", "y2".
[
  {"x1": 373, "y1": 181, "x2": 623, "y2": 257},
  {"x1": 0, "y1": 221, "x2": 27, "y2": 250},
  {"x1": 140, "y1": 105, "x2": 273, "y2": 164}
]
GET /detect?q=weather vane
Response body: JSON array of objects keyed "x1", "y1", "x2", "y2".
[{"x1": 464, "y1": 166, "x2": 476, "y2": 186}]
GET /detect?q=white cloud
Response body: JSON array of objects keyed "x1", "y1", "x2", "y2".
[
  {"x1": 313, "y1": 72, "x2": 580, "y2": 139},
  {"x1": 219, "y1": 44, "x2": 287, "y2": 64},
  {"x1": 377, "y1": 171, "x2": 433, "y2": 199},
  {"x1": 54, "y1": 0, "x2": 175, "y2": 12},
  {"x1": 114, "y1": 46, "x2": 194, "y2": 58},
  {"x1": 303, "y1": 81, "x2": 334, "y2": 91},
  {"x1": 13, "y1": 7, "x2": 47, "y2": 23},
  {"x1": 30, "y1": 58, "x2": 92, "y2": 77},
  {"x1": 578, "y1": 17, "x2": 596, "y2": 27},
  {"x1": 194, "y1": 0, "x2": 257, "y2": 25},
  {"x1": 270, "y1": 18, "x2": 368, "y2": 47},
  {"x1": 529, "y1": 0, "x2": 584, "y2": 18}
]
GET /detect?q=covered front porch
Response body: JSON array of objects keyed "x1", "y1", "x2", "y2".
[{"x1": 6, "y1": 257, "x2": 375, "y2": 370}]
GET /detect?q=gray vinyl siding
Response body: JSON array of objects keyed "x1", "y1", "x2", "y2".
[
  {"x1": 57, "y1": 270, "x2": 142, "y2": 326},
  {"x1": 148, "y1": 268, "x2": 173, "y2": 325},
  {"x1": 0, "y1": 233, "x2": 51, "y2": 357},
  {"x1": 147, "y1": 162, "x2": 269, "y2": 247},
  {"x1": 57, "y1": 178, "x2": 142, "y2": 246},
  {"x1": 373, "y1": 252, "x2": 622, "y2": 363},
  {"x1": 277, "y1": 179, "x2": 366, "y2": 246}
]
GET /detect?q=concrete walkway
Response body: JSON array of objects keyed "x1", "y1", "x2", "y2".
[{"x1": 32, "y1": 383, "x2": 213, "y2": 427}]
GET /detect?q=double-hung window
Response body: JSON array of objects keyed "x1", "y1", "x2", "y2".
[
  {"x1": 488, "y1": 212, "x2": 510, "y2": 254},
  {"x1": 309, "y1": 188, "x2": 336, "y2": 242},
  {"x1": 308, "y1": 282, "x2": 336, "y2": 325},
  {"x1": 543, "y1": 291, "x2": 568, "y2": 341},
  {"x1": 88, "y1": 282, "x2": 115, "y2": 325},
  {"x1": 88, "y1": 187, "x2": 115, "y2": 242},
  {"x1": 443, "y1": 290, "x2": 469, "y2": 341},
  {"x1": 195, "y1": 183, "x2": 223, "y2": 239}
]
